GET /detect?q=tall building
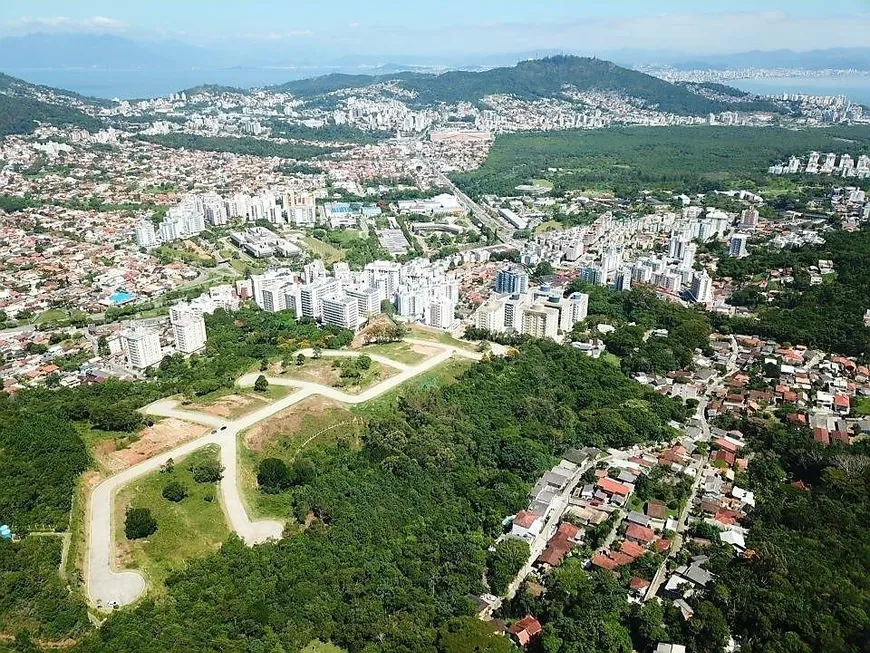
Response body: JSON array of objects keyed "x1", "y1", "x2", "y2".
[
  {"x1": 426, "y1": 296, "x2": 455, "y2": 329},
  {"x1": 261, "y1": 284, "x2": 288, "y2": 313},
  {"x1": 172, "y1": 314, "x2": 207, "y2": 354},
  {"x1": 135, "y1": 220, "x2": 158, "y2": 248},
  {"x1": 690, "y1": 270, "x2": 714, "y2": 304},
  {"x1": 475, "y1": 299, "x2": 506, "y2": 332},
  {"x1": 559, "y1": 292, "x2": 589, "y2": 332},
  {"x1": 299, "y1": 277, "x2": 340, "y2": 320},
  {"x1": 495, "y1": 265, "x2": 529, "y2": 295},
  {"x1": 730, "y1": 233, "x2": 749, "y2": 258},
  {"x1": 580, "y1": 265, "x2": 605, "y2": 286},
  {"x1": 122, "y1": 327, "x2": 162, "y2": 369},
  {"x1": 321, "y1": 295, "x2": 361, "y2": 330},
  {"x1": 345, "y1": 287, "x2": 381, "y2": 319},
  {"x1": 521, "y1": 304, "x2": 559, "y2": 339}
]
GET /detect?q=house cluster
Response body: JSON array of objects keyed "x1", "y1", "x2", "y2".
[
  {"x1": 769, "y1": 152, "x2": 870, "y2": 178},
  {"x1": 703, "y1": 337, "x2": 870, "y2": 443}
]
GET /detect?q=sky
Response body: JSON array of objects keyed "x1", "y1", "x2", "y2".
[{"x1": 1, "y1": 1, "x2": 870, "y2": 56}]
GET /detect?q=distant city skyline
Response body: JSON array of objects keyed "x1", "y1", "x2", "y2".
[{"x1": 2, "y1": 1, "x2": 870, "y2": 56}]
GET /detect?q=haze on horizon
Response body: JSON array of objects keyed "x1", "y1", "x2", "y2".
[{"x1": 1, "y1": 0, "x2": 869, "y2": 60}]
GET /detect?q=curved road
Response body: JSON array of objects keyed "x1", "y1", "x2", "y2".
[{"x1": 86, "y1": 342, "x2": 478, "y2": 609}]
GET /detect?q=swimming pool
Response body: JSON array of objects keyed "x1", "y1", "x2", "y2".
[{"x1": 108, "y1": 291, "x2": 136, "y2": 305}]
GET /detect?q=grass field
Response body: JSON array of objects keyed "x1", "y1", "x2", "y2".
[
  {"x1": 238, "y1": 396, "x2": 362, "y2": 519},
  {"x1": 357, "y1": 341, "x2": 431, "y2": 365},
  {"x1": 302, "y1": 236, "x2": 345, "y2": 265},
  {"x1": 275, "y1": 357, "x2": 395, "y2": 393},
  {"x1": 408, "y1": 325, "x2": 480, "y2": 352},
  {"x1": 114, "y1": 445, "x2": 229, "y2": 593},
  {"x1": 184, "y1": 385, "x2": 294, "y2": 419},
  {"x1": 353, "y1": 356, "x2": 474, "y2": 417},
  {"x1": 535, "y1": 219, "x2": 564, "y2": 235}
]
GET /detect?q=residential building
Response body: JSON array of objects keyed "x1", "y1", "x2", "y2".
[
  {"x1": 495, "y1": 265, "x2": 529, "y2": 294},
  {"x1": 122, "y1": 326, "x2": 162, "y2": 369},
  {"x1": 321, "y1": 295, "x2": 361, "y2": 330}
]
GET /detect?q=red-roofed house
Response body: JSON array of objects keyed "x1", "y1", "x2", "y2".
[
  {"x1": 597, "y1": 477, "x2": 630, "y2": 498},
  {"x1": 629, "y1": 576, "x2": 650, "y2": 593},
  {"x1": 714, "y1": 438, "x2": 741, "y2": 454},
  {"x1": 833, "y1": 394, "x2": 851, "y2": 415},
  {"x1": 625, "y1": 523, "x2": 656, "y2": 544},
  {"x1": 618, "y1": 540, "x2": 647, "y2": 559},
  {"x1": 508, "y1": 616, "x2": 543, "y2": 647},
  {"x1": 813, "y1": 428, "x2": 831, "y2": 446},
  {"x1": 591, "y1": 553, "x2": 618, "y2": 571}
]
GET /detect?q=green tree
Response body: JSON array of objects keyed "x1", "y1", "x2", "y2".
[
  {"x1": 124, "y1": 507, "x2": 157, "y2": 540},
  {"x1": 257, "y1": 458, "x2": 292, "y2": 494},
  {"x1": 437, "y1": 617, "x2": 514, "y2": 653},
  {"x1": 296, "y1": 353, "x2": 306, "y2": 366},
  {"x1": 161, "y1": 481, "x2": 188, "y2": 503},
  {"x1": 254, "y1": 374, "x2": 269, "y2": 392},
  {"x1": 487, "y1": 538, "x2": 529, "y2": 595}
]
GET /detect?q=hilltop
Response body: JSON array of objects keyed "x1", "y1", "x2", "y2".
[
  {"x1": 0, "y1": 72, "x2": 105, "y2": 137},
  {"x1": 275, "y1": 55, "x2": 744, "y2": 116}
]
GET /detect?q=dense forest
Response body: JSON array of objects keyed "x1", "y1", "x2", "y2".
[
  {"x1": 695, "y1": 420, "x2": 870, "y2": 653},
  {"x1": 277, "y1": 56, "x2": 739, "y2": 116},
  {"x1": 0, "y1": 93, "x2": 101, "y2": 138},
  {"x1": 452, "y1": 125, "x2": 870, "y2": 197},
  {"x1": 714, "y1": 226, "x2": 870, "y2": 358},
  {"x1": 70, "y1": 341, "x2": 686, "y2": 652},
  {"x1": 270, "y1": 121, "x2": 392, "y2": 145},
  {"x1": 136, "y1": 133, "x2": 342, "y2": 160}
]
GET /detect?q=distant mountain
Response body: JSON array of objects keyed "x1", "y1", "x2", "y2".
[
  {"x1": 275, "y1": 56, "x2": 735, "y2": 116},
  {"x1": 0, "y1": 71, "x2": 103, "y2": 136},
  {"x1": 0, "y1": 32, "x2": 222, "y2": 70},
  {"x1": 666, "y1": 48, "x2": 870, "y2": 71}
]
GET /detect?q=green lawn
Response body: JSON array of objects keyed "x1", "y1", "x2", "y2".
[
  {"x1": 238, "y1": 398, "x2": 362, "y2": 520},
  {"x1": 353, "y1": 356, "x2": 474, "y2": 417},
  {"x1": 535, "y1": 219, "x2": 564, "y2": 234},
  {"x1": 302, "y1": 236, "x2": 345, "y2": 265},
  {"x1": 114, "y1": 445, "x2": 229, "y2": 593},
  {"x1": 408, "y1": 325, "x2": 479, "y2": 352},
  {"x1": 358, "y1": 341, "x2": 430, "y2": 365},
  {"x1": 854, "y1": 396, "x2": 870, "y2": 417}
]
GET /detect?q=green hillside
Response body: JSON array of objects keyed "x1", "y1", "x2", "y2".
[
  {"x1": 276, "y1": 56, "x2": 735, "y2": 116},
  {"x1": 0, "y1": 92, "x2": 101, "y2": 137}
]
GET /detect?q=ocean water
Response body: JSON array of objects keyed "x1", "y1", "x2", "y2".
[
  {"x1": 3, "y1": 67, "x2": 325, "y2": 100},
  {"x1": 734, "y1": 75, "x2": 870, "y2": 106}
]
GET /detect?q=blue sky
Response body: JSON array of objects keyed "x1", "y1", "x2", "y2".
[{"x1": 1, "y1": 1, "x2": 869, "y2": 54}]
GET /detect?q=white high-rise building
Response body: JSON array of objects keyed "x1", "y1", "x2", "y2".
[
  {"x1": 690, "y1": 270, "x2": 714, "y2": 304},
  {"x1": 261, "y1": 284, "x2": 288, "y2": 313},
  {"x1": 321, "y1": 295, "x2": 361, "y2": 330},
  {"x1": 559, "y1": 292, "x2": 589, "y2": 332},
  {"x1": 521, "y1": 304, "x2": 559, "y2": 339},
  {"x1": 365, "y1": 261, "x2": 402, "y2": 298},
  {"x1": 426, "y1": 296, "x2": 455, "y2": 329},
  {"x1": 135, "y1": 220, "x2": 158, "y2": 248},
  {"x1": 730, "y1": 234, "x2": 749, "y2": 258},
  {"x1": 172, "y1": 314, "x2": 207, "y2": 354},
  {"x1": 299, "y1": 277, "x2": 340, "y2": 320},
  {"x1": 475, "y1": 299, "x2": 505, "y2": 332},
  {"x1": 346, "y1": 287, "x2": 382, "y2": 318},
  {"x1": 122, "y1": 327, "x2": 163, "y2": 369}
]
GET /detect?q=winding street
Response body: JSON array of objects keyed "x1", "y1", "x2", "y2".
[{"x1": 86, "y1": 341, "x2": 480, "y2": 610}]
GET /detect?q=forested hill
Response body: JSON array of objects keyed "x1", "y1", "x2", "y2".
[
  {"x1": 0, "y1": 93, "x2": 101, "y2": 138},
  {"x1": 0, "y1": 72, "x2": 105, "y2": 137},
  {"x1": 275, "y1": 56, "x2": 734, "y2": 116}
]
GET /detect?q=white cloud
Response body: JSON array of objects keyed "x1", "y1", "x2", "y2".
[{"x1": 6, "y1": 15, "x2": 128, "y2": 32}]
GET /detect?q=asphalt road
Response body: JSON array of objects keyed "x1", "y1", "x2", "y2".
[{"x1": 85, "y1": 341, "x2": 474, "y2": 610}]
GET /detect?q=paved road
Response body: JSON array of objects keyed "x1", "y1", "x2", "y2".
[{"x1": 85, "y1": 341, "x2": 469, "y2": 609}]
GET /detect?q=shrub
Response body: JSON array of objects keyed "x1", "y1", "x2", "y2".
[
  {"x1": 190, "y1": 461, "x2": 224, "y2": 483},
  {"x1": 257, "y1": 458, "x2": 291, "y2": 494},
  {"x1": 124, "y1": 507, "x2": 157, "y2": 540},
  {"x1": 161, "y1": 481, "x2": 188, "y2": 503}
]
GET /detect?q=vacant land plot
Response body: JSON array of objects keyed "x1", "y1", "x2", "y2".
[
  {"x1": 239, "y1": 396, "x2": 362, "y2": 519},
  {"x1": 408, "y1": 325, "x2": 479, "y2": 352},
  {"x1": 355, "y1": 340, "x2": 438, "y2": 365},
  {"x1": 185, "y1": 386, "x2": 292, "y2": 419},
  {"x1": 94, "y1": 419, "x2": 209, "y2": 473},
  {"x1": 114, "y1": 445, "x2": 229, "y2": 593},
  {"x1": 274, "y1": 356, "x2": 396, "y2": 393},
  {"x1": 302, "y1": 236, "x2": 344, "y2": 265}
]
